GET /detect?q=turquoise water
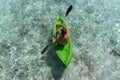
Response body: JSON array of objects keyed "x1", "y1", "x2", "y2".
[{"x1": 0, "y1": 0, "x2": 120, "y2": 80}]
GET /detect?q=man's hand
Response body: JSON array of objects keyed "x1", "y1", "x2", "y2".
[{"x1": 51, "y1": 37, "x2": 54, "y2": 44}]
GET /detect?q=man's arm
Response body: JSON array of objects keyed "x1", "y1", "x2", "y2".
[
  {"x1": 64, "y1": 28, "x2": 69, "y2": 39},
  {"x1": 51, "y1": 37, "x2": 56, "y2": 45},
  {"x1": 52, "y1": 31, "x2": 60, "y2": 45}
]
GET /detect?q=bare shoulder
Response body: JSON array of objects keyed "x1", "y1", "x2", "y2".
[{"x1": 64, "y1": 29, "x2": 69, "y2": 39}]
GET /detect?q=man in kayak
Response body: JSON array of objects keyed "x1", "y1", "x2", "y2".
[{"x1": 51, "y1": 24, "x2": 69, "y2": 45}]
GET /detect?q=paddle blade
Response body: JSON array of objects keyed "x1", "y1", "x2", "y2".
[
  {"x1": 41, "y1": 45, "x2": 49, "y2": 54},
  {"x1": 65, "y1": 5, "x2": 73, "y2": 17}
]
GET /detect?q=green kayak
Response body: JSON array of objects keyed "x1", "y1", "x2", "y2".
[{"x1": 52, "y1": 15, "x2": 73, "y2": 67}]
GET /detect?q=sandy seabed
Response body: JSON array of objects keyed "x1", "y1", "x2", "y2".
[{"x1": 0, "y1": 0, "x2": 120, "y2": 80}]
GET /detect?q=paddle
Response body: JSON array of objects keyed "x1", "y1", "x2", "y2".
[
  {"x1": 65, "y1": 5, "x2": 73, "y2": 17},
  {"x1": 41, "y1": 5, "x2": 73, "y2": 54}
]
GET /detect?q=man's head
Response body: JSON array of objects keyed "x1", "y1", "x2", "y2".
[{"x1": 61, "y1": 28, "x2": 66, "y2": 35}]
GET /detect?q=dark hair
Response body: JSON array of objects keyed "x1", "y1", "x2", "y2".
[{"x1": 61, "y1": 28, "x2": 66, "y2": 35}]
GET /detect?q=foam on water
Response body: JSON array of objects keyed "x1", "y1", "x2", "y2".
[{"x1": 0, "y1": 0, "x2": 120, "y2": 80}]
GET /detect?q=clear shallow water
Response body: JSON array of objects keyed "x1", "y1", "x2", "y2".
[{"x1": 0, "y1": 0, "x2": 120, "y2": 80}]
